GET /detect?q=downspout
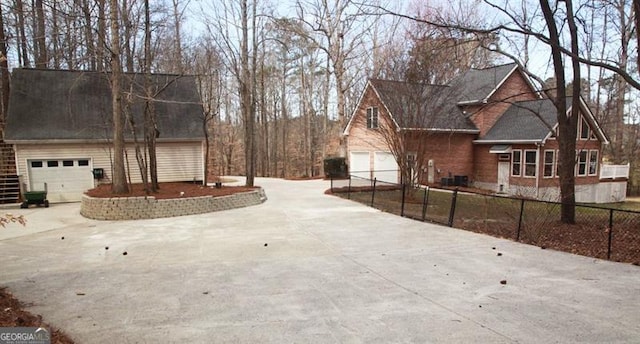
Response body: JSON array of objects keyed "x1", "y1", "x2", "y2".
[{"x1": 536, "y1": 143, "x2": 541, "y2": 199}]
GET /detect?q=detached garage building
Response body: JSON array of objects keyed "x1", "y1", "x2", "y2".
[{"x1": 5, "y1": 69, "x2": 205, "y2": 203}]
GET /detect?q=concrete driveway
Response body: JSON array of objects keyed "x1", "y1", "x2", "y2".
[{"x1": 1, "y1": 178, "x2": 639, "y2": 343}]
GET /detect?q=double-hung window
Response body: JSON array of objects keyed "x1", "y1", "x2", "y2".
[
  {"x1": 543, "y1": 150, "x2": 555, "y2": 178},
  {"x1": 512, "y1": 150, "x2": 522, "y2": 176},
  {"x1": 366, "y1": 107, "x2": 379, "y2": 129},
  {"x1": 577, "y1": 150, "x2": 588, "y2": 176},
  {"x1": 524, "y1": 150, "x2": 537, "y2": 177},
  {"x1": 588, "y1": 150, "x2": 598, "y2": 176}
]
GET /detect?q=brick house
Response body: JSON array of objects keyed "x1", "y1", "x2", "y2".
[{"x1": 344, "y1": 63, "x2": 627, "y2": 203}]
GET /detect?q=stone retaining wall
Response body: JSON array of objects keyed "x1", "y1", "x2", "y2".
[{"x1": 81, "y1": 188, "x2": 267, "y2": 220}]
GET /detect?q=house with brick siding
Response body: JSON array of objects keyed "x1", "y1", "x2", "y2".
[{"x1": 344, "y1": 63, "x2": 627, "y2": 203}]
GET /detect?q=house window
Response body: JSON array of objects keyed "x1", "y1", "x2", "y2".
[
  {"x1": 366, "y1": 107, "x2": 378, "y2": 129},
  {"x1": 577, "y1": 150, "x2": 588, "y2": 176},
  {"x1": 579, "y1": 116, "x2": 590, "y2": 140},
  {"x1": 543, "y1": 150, "x2": 555, "y2": 178},
  {"x1": 511, "y1": 150, "x2": 522, "y2": 176},
  {"x1": 588, "y1": 150, "x2": 598, "y2": 176},
  {"x1": 524, "y1": 150, "x2": 537, "y2": 177}
]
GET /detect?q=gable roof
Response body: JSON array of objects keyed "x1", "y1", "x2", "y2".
[
  {"x1": 477, "y1": 96, "x2": 609, "y2": 144},
  {"x1": 5, "y1": 68, "x2": 205, "y2": 143},
  {"x1": 478, "y1": 98, "x2": 558, "y2": 143},
  {"x1": 343, "y1": 79, "x2": 479, "y2": 134},
  {"x1": 448, "y1": 63, "x2": 518, "y2": 105}
]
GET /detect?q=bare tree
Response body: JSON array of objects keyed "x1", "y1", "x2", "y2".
[
  {"x1": 0, "y1": 3, "x2": 9, "y2": 125},
  {"x1": 109, "y1": 0, "x2": 129, "y2": 194},
  {"x1": 295, "y1": 0, "x2": 371, "y2": 156}
]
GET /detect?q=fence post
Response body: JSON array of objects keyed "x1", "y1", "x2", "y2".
[
  {"x1": 370, "y1": 178, "x2": 377, "y2": 207},
  {"x1": 607, "y1": 209, "x2": 614, "y2": 260},
  {"x1": 516, "y1": 198, "x2": 525, "y2": 241},
  {"x1": 400, "y1": 183, "x2": 406, "y2": 217},
  {"x1": 447, "y1": 188, "x2": 458, "y2": 227},
  {"x1": 330, "y1": 176, "x2": 334, "y2": 192},
  {"x1": 421, "y1": 186, "x2": 430, "y2": 221},
  {"x1": 348, "y1": 175, "x2": 352, "y2": 199}
]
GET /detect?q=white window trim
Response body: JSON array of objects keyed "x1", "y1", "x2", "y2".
[
  {"x1": 576, "y1": 150, "x2": 588, "y2": 177},
  {"x1": 543, "y1": 150, "x2": 555, "y2": 178},
  {"x1": 511, "y1": 149, "x2": 522, "y2": 177},
  {"x1": 524, "y1": 149, "x2": 537, "y2": 178},
  {"x1": 366, "y1": 107, "x2": 379, "y2": 129},
  {"x1": 579, "y1": 116, "x2": 590, "y2": 140},
  {"x1": 588, "y1": 150, "x2": 599, "y2": 176}
]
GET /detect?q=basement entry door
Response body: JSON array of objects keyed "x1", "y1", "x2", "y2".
[{"x1": 28, "y1": 159, "x2": 94, "y2": 203}]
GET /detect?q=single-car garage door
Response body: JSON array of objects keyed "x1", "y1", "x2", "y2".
[
  {"x1": 374, "y1": 152, "x2": 398, "y2": 183},
  {"x1": 28, "y1": 159, "x2": 94, "y2": 203},
  {"x1": 349, "y1": 152, "x2": 370, "y2": 179}
]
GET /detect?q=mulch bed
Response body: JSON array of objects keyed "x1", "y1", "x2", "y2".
[
  {"x1": 0, "y1": 288, "x2": 74, "y2": 343},
  {"x1": 85, "y1": 181, "x2": 256, "y2": 199}
]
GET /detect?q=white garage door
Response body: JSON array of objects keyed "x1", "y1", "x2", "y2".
[
  {"x1": 349, "y1": 152, "x2": 370, "y2": 179},
  {"x1": 28, "y1": 159, "x2": 94, "y2": 203},
  {"x1": 374, "y1": 152, "x2": 399, "y2": 184}
]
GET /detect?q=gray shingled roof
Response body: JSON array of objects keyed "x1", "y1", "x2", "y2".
[
  {"x1": 5, "y1": 69, "x2": 205, "y2": 142},
  {"x1": 448, "y1": 63, "x2": 517, "y2": 104},
  {"x1": 369, "y1": 79, "x2": 478, "y2": 131},
  {"x1": 480, "y1": 98, "x2": 559, "y2": 142}
]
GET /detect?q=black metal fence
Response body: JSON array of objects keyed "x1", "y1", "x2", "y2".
[{"x1": 330, "y1": 175, "x2": 640, "y2": 265}]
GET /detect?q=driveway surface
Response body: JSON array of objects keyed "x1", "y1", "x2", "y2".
[{"x1": 1, "y1": 178, "x2": 639, "y2": 343}]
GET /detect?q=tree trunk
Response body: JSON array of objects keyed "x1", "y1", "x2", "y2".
[
  {"x1": 240, "y1": 0, "x2": 255, "y2": 187},
  {"x1": 15, "y1": 0, "x2": 30, "y2": 67},
  {"x1": 540, "y1": 0, "x2": 576, "y2": 223},
  {"x1": 50, "y1": 0, "x2": 60, "y2": 69},
  {"x1": 110, "y1": 0, "x2": 129, "y2": 194},
  {"x1": 81, "y1": 0, "x2": 97, "y2": 70},
  {"x1": 97, "y1": 0, "x2": 107, "y2": 71},
  {"x1": 635, "y1": 0, "x2": 640, "y2": 69},
  {"x1": 612, "y1": 0, "x2": 630, "y2": 164},
  {"x1": 122, "y1": 0, "x2": 135, "y2": 73},
  {"x1": 172, "y1": 0, "x2": 184, "y2": 73},
  {"x1": 0, "y1": 3, "x2": 10, "y2": 126},
  {"x1": 35, "y1": 0, "x2": 47, "y2": 68}
]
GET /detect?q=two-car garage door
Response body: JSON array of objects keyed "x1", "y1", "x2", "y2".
[
  {"x1": 28, "y1": 159, "x2": 94, "y2": 202},
  {"x1": 349, "y1": 151, "x2": 399, "y2": 183}
]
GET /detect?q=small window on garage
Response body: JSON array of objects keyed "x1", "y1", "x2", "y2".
[
  {"x1": 31, "y1": 161, "x2": 43, "y2": 168},
  {"x1": 63, "y1": 160, "x2": 74, "y2": 167},
  {"x1": 78, "y1": 160, "x2": 89, "y2": 166},
  {"x1": 47, "y1": 160, "x2": 59, "y2": 167}
]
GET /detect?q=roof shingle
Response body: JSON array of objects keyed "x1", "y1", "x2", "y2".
[{"x1": 5, "y1": 69, "x2": 205, "y2": 142}]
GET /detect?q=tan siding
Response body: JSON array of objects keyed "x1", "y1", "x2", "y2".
[{"x1": 14, "y1": 141, "x2": 203, "y2": 188}]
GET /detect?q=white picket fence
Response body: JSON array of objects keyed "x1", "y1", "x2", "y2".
[{"x1": 600, "y1": 164, "x2": 630, "y2": 180}]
